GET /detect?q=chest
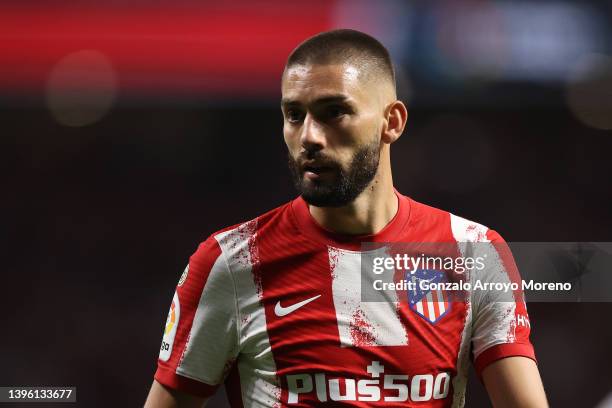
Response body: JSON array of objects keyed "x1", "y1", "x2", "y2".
[{"x1": 239, "y1": 247, "x2": 470, "y2": 370}]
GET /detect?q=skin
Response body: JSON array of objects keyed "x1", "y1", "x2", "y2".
[
  {"x1": 145, "y1": 61, "x2": 548, "y2": 407},
  {"x1": 281, "y1": 62, "x2": 407, "y2": 235},
  {"x1": 483, "y1": 357, "x2": 549, "y2": 407}
]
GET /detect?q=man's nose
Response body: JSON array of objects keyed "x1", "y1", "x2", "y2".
[{"x1": 299, "y1": 113, "x2": 326, "y2": 151}]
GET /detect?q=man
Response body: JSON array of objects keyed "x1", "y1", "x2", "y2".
[{"x1": 145, "y1": 29, "x2": 548, "y2": 407}]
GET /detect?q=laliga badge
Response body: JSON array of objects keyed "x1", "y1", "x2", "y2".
[
  {"x1": 159, "y1": 292, "x2": 180, "y2": 361},
  {"x1": 178, "y1": 264, "x2": 189, "y2": 287}
]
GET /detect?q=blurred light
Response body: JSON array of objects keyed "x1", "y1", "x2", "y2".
[
  {"x1": 332, "y1": 0, "x2": 412, "y2": 62},
  {"x1": 566, "y1": 53, "x2": 612, "y2": 130},
  {"x1": 595, "y1": 391, "x2": 612, "y2": 408},
  {"x1": 434, "y1": 1, "x2": 507, "y2": 80},
  {"x1": 46, "y1": 50, "x2": 116, "y2": 127},
  {"x1": 0, "y1": 2, "x2": 332, "y2": 99},
  {"x1": 431, "y1": 1, "x2": 606, "y2": 82}
]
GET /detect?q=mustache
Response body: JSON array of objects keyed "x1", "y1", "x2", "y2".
[{"x1": 294, "y1": 151, "x2": 339, "y2": 170}]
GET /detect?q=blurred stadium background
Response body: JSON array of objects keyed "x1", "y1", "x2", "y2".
[{"x1": 1, "y1": 1, "x2": 611, "y2": 406}]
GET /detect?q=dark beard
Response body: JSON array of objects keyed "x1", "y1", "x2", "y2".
[{"x1": 288, "y1": 140, "x2": 381, "y2": 207}]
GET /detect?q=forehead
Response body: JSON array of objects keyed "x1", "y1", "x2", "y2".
[{"x1": 281, "y1": 63, "x2": 371, "y2": 105}]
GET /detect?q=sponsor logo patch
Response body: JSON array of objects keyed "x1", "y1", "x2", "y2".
[
  {"x1": 286, "y1": 360, "x2": 450, "y2": 403},
  {"x1": 159, "y1": 292, "x2": 180, "y2": 361}
]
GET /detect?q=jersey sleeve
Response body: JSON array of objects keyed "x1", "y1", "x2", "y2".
[
  {"x1": 471, "y1": 229, "x2": 536, "y2": 379},
  {"x1": 154, "y1": 235, "x2": 239, "y2": 398}
]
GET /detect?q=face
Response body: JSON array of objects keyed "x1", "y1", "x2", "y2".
[{"x1": 281, "y1": 63, "x2": 384, "y2": 207}]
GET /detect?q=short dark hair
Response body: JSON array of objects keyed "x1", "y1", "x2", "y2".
[{"x1": 285, "y1": 29, "x2": 396, "y2": 90}]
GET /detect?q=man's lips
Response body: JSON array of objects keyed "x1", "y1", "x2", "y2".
[
  {"x1": 302, "y1": 164, "x2": 333, "y2": 180},
  {"x1": 303, "y1": 165, "x2": 331, "y2": 173}
]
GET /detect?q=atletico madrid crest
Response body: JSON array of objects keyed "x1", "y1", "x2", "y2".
[{"x1": 406, "y1": 269, "x2": 452, "y2": 324}]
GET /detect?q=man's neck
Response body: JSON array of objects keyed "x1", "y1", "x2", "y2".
[{"x1": 308, "y1": 177, "x2": 398, "y2": 236}]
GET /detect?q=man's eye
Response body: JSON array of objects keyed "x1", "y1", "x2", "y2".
[
  {"x1": 327, "y1": 106, "x2": 347, "y2": 119},
  {"x1": 286, "y1": 110, "x2": 303, "y2": 123}
]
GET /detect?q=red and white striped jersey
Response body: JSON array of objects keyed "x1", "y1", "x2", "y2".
[{"x1": 154, "y1": 191, "x2": 536, "y2": 407}]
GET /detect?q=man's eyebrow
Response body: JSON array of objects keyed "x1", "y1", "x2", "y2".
[{"x1": 281, "y1": 95, "x2": 351, "y2": 108}]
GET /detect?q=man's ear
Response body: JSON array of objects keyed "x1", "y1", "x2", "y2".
[{"x1": 382, "y1": 100, "x2": 408, "y2": 144}]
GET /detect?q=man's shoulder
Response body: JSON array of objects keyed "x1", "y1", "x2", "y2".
[{"x1": 406, "y1": 195, "x2": 500, "y2": 243}]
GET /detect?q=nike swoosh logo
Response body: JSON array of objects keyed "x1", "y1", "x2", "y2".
[{"x1": 274, "y1": 295, "x2": 321, "y2": 317}]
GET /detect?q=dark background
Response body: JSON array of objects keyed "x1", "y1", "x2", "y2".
[{"x1": 1, "y1": 1, "x2": 612, "y2": 407}]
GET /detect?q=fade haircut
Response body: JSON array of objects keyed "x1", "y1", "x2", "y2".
[{"x1": 284, "y1": 29, "x2": 396, "y2": 91}]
